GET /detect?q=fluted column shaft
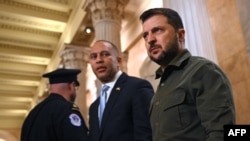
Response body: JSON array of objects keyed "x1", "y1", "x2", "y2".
[
  {"x1": 60, "y1": 44, "x2": 90, "y2": 124},
  {"x1": 88, "y1": 0, "x2": 129, "y2": 52}
]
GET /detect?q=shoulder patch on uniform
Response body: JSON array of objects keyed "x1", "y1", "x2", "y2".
[
  {"x1": 72, "y1": 103, "x2": 79, "y2": 111},
  {"x1": 69, "y1": 113, "x2": 82, "y2": 126}
]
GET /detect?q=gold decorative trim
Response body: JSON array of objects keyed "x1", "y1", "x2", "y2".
[
  {"x1": 0, "y1": 23, "x2": 60, "y2": 37},
  {"x1": 0, "y1": 14, "x2": 65, "y2": 31},
  {"x1": 0, "y1": 0, "x2": 69, "y2": 17},
  {"x1": 0, "y1": 54, "x2": 50, "y2": 65},
  {"x1": 0, "y1": 43, "x2": 52, "y2": 54},
  {"x1": 0, "y1": 37, "x2": 53, "y2": 50}
]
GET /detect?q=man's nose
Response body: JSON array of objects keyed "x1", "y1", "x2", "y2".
[
  {"x1": 147, "y1": 33, "x2": 156, "y2": 45},
  {"x1": 95, "y1": 55, "x2": 104, "y2": 63}
]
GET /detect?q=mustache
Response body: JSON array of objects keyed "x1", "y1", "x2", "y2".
[{"x1": 149, "y1": 44, "x2": 161, "y2": 50}]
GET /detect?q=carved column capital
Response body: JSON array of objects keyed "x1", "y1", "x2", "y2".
[
  {"x1": 87, "y1": 0, "x2": 129, "y2": 23},
  {"x1": 60, "y1": 44, "x2": 90, "y2": 70}
]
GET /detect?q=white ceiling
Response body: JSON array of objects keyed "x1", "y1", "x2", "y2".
[{"x1": 0, "y1": 0, "x2": 94, "y2": 129}]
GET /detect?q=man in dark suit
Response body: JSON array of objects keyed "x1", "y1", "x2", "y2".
[{"x1": 88, "y1": 40, "x2": 154, "y2": 141}]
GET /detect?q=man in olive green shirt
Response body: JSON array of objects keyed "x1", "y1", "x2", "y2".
[{"x1": 139, "y1": 8, "x2": 235, "y2": 141}]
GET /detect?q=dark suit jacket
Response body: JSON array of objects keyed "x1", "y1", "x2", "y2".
[{"x1": 88, "y1": 73, "x2": 154, "y2": 141}]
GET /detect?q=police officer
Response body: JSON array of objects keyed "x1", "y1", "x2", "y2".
[{"x1": 21, "y1": 68, "x2": 88, "y2": 141}]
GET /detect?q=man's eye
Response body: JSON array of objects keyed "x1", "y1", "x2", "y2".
[
  {"x1": 153, "y1": 27, "x2": 163, "y2": 33},
  {"x1": 89, "y1": 54, "x2": 97, "y2": 59},
  {"x1": 142, "y1": 33, "x2": 148, "y2": 39},
  {"x1": 101, "y1": 52, "x2": 110, "y2": 57}
]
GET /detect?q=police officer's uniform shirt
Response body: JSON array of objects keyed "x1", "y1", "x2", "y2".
[{"x1": 21, "y1": 94, "x2": 88, "y2": 141}]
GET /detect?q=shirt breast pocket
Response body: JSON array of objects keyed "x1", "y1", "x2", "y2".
[{"x1": 161, "y1": 89, "x2": 195, "y2": 132}]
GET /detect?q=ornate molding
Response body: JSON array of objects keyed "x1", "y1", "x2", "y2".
[
  {"x1": 61, "y1": 45, "x2": 90, "y2": 69},
  {"x1": 0, "y1": 23, "x2": 60, "y2": 37},
  {"x1": 0, "y1": 0, "x2": 69, "y2": 17},
  {"x1": 0, "y1": 14, "x2": 65, "y2": 31},
  {"x1": 0, "y1": 54, "x2": 50, "y2": 65},
  {"x1": 0, "y1": 37, "x2": 54, "y2": 50},
  {"x1": 87, "y1": 0, "x2": 129, "y2": 23},
  {"x1": 0, "y1": 43, "x2": 51, "y2": 56},
  {"x1": 46, "y1": 0, "x2": 69, "y2": 5}
]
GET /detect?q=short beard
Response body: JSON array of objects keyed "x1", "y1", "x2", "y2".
[
  {"x1": 151, "y1": 37, "x2": 179, "y2": 67},
  {"x1": 97, "y1": 69, "x2": 117, "y2": 83},
  {"x1": 69, "y1": 93, "x2": 76, "y2": 102}
]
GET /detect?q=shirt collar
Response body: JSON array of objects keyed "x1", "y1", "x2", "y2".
[
  {"x1": 102, "y1": 70, "x2": 122, "y2": 89},
  {"x1": 155, "y1": 49, "x2": 191, "y2": 79}
]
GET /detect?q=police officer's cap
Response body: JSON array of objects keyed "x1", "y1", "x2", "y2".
[{"x1": 42, "y1": 68, "x2": 81, "y2": 86}]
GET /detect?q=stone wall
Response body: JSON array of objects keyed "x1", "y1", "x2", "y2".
[{"x1": 206, "y1": 0, "x2": 250, "y2": 123}]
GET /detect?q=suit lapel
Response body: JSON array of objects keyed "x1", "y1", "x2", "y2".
[{"x1": 99, "y1": 73, "x2": 128, "y2": 130}]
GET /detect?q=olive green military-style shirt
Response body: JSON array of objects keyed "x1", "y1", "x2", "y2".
[{"x1": 150, "y1": 49, "x2": 235, "y2": 141}]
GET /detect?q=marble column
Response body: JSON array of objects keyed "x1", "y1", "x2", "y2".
[
  {"x1": 236, "y1": 0, "x2": 250, "y2": 63},
  {"x1": 87, "y1": 0, "x2": 129, "y2": 71},
  {"x1": 87, "y1": 0, "x2": 128, "y2": 49},
  {"x1": 163, "y1": 0, "x2": 218, "y2": 63},
  {"x1": 60, "y1": 44, "x2": 90, "y2": 125}
]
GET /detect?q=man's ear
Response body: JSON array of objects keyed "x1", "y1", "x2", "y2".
[
  {"x1": 178, "y1": 29, "x2": 185, "y2": 42},
  {"x1": 117, "y1": 56, "x2": 122, "y2": 63},
  {"x1": 68, "y1": 82, "x2": 74, "y2": 91}
]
